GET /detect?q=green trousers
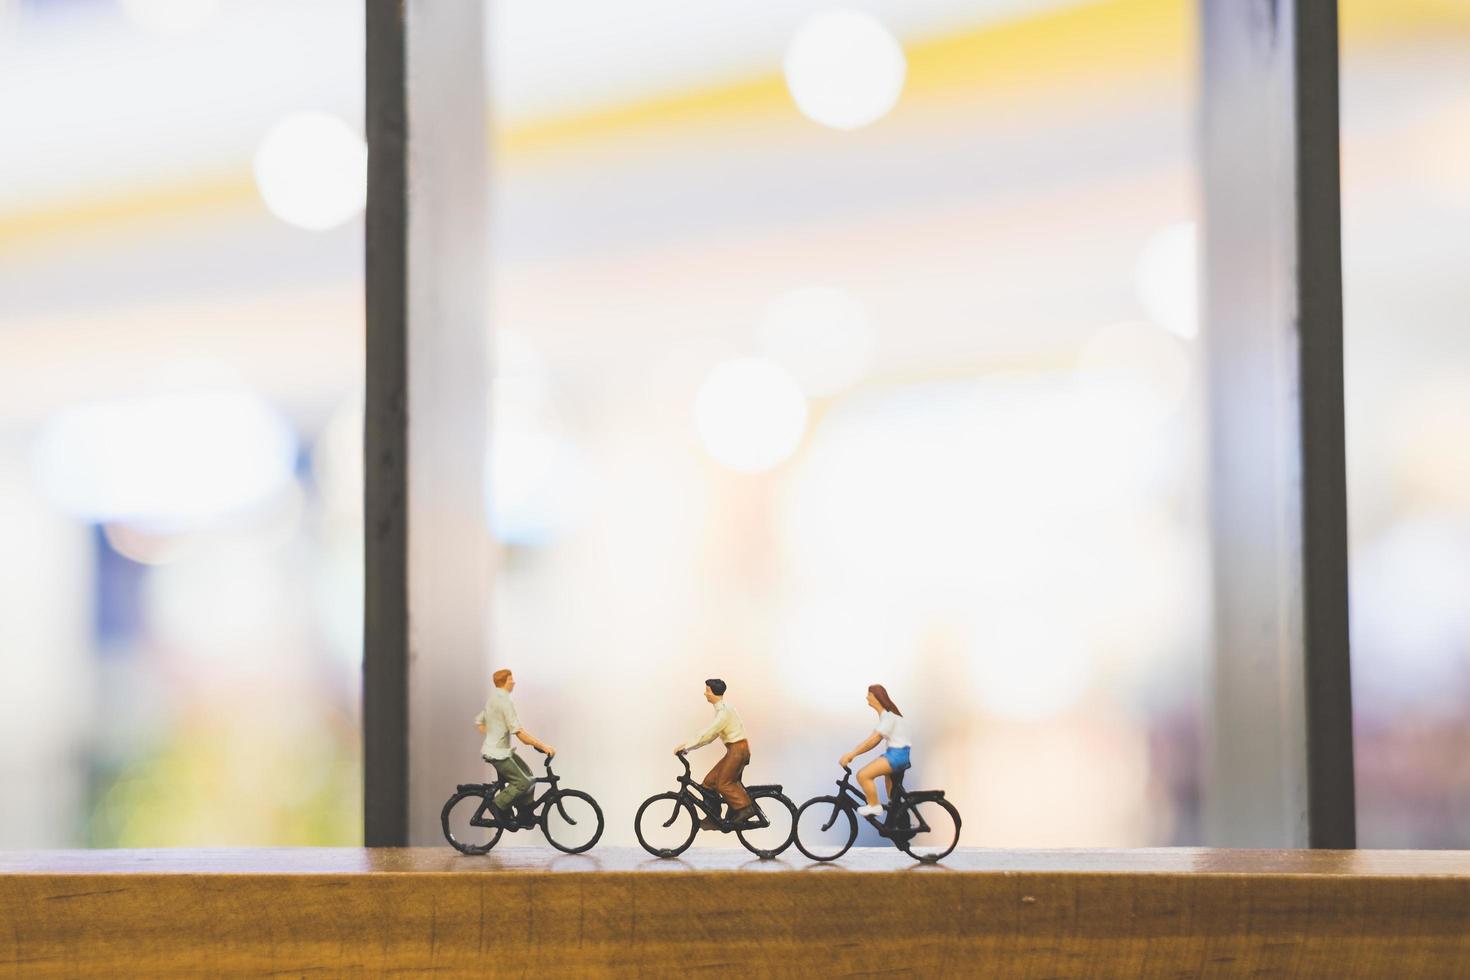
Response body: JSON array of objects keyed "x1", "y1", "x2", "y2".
[{"x1": 487, "y1": 751, "x2": 535, "y2": 810}]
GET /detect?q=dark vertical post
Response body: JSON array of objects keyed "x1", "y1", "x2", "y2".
[
  {"x1": 364, "y1": 0, "x2": 490, "y2": 846},
  {"x1": 1200, "y1": 0, "x2": 1355, "y2": 848},
  {"x1": 1293, "y1": 0, "x2": 1355, "y2": 852},
  {"x1": 364, "y1": 0, "x2": 409, "y2": 848}
]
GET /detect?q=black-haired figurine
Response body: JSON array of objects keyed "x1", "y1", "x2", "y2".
[
  {"x1": 839, "y1": 684, "x2": 912, "y2": 816},
  {"x1": 673, "y1": 677, "x2": 756, "y2": 827}
]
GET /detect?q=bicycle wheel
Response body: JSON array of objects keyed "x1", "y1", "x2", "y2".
[
  {"x1": 736, "y1": 789, "x2": 797, "y2": 859},
  {"x1": 441, "y1": 789, "x2": 504, "y2": 855},
  {"x1": 793, "y1": 795, "x2": 858, "y2": 862},
  {"x1": 541, "y1": 789, "x2": 605, "y2": 855},
  {"x1": 634, "y1": 791, "x2": 699, "y2": 858},
  {"x1": 894, "y1": 796, "x2": 961, "y2": 864}
]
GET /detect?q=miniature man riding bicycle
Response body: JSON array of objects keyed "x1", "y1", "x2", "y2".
[
  {"x1": 474, "y1": 668, "x2": 556, "y2": 828},
  {"x1": 673, "y1": 677, "x2": 756, "y2": 828}
]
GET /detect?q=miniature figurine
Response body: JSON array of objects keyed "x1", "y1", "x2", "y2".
[
  {"x1": 474, "y1": 668, "x2": 556, "y2": 827},
  {"x1": 441, "y1": 668, "x2": 605, "y2": 854},
  {"x1": 635, "y1": 677, "x2": 796, "y2": 858},
  {"x1": 792, "y1": 684, "x2": 961, "y2": 863},
  {"x1": 673, "y1": 678, "x2": 755, "y2": 828},
  {"x1": 839, "y1": 683, "x2": 910, "y2": 816}
]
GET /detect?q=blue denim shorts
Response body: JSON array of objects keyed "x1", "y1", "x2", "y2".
[{"x1": 885, "y1": 746, "x2": 911, "y2": 772}]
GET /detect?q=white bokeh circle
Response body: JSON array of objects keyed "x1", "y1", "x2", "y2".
[
  {"x1": 253, "y1": 112, "x2": 367, "y2": 232},
  {"x1": 783, "y1": 9, "x2": 907, "y2": 131},
  {"x1": 694, "y1": 357, "x2": 808, "y2": 473}
]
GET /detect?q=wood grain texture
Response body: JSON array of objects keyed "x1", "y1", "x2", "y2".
[{"x1": 3, "y1": 847, "x2": 1469, "y2": 977}]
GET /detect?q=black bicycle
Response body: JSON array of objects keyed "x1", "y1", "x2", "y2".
[
  {"x1": 634, "y1": 750, "x2": 797, "y2": 859},
  {"x1": 793, "y1": 764, "x2": 960, "y2": 864},
  {"x1": 441, "y1": 748, "x2": 604, "y2": 855}
]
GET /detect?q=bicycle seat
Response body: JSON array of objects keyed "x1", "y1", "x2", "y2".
[{"x1": 456, "y1": 783, "x2": 493, "y2": 794}]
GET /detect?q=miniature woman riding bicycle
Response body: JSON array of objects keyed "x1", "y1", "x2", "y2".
[
  {"x1": 794, "y1": 682, "x2": 959, "y2": 863},
  {"x1": 838, "y1": 684, "x2": 911, "y2": 818}
]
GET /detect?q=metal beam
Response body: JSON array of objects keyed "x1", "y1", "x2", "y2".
[
  {"x1": 1200, "y1": 0, "x2": 1355, "y2": 848},
  {"x1": 365, "y1": 0, "x2": 490, "y2": 846}
]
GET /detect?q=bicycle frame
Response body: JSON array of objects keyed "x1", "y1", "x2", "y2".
[
  {"x1": 458, "y1": 752, "x2": 584, "y2": 831},
  {"x1": 662, "y1": 751, "x2": 774, "y2": 832},
  {"x1": 823, "y1": 766, "x2": 935, "y2": 840}
]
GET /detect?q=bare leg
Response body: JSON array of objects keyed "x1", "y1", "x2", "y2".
[{"x1": 858, "y1": 757, "x2": 894, "y2": 807}]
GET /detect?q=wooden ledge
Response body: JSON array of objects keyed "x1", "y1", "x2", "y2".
[
  {"x1": 4, "y1": 847, "x2": 1470, "y2": 976},
  {"x1": 5, "y1": 844, "x2": 1470, "y2": 875}
]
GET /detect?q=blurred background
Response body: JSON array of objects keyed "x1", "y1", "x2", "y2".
[{"x1": 0, "y1": 0, "x2": 1466, "y2": 850}]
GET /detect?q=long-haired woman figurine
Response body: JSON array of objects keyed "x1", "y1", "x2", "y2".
[{"x1": 839, "y1": 684, "x2": 911, "y2": 816}]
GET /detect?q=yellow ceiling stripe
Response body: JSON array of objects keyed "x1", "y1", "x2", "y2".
[{"x1": 0, "y1": 0, "x2": 1463, "y2": 251}]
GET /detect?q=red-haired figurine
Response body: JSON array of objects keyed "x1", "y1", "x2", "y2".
[
  {"x1": 474, "y1": 668, "x2": 557, "y2": 827},
  {"x1": 839, "y1": 684, "x2": 912, "y2": 817}
]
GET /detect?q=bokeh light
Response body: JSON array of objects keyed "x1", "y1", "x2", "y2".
[
  {"x1": 31, "y1": 389, "x2": 298, "y2": 530},
  {"x1": 1351, "y1": 516, "x2": 1470, "y2": 713},
  {"x1": 1134, "y1": 221, "x2": 1198, "y2": 339},
  {"x1": 487, "y1": 329, "x2": 586, "y2": 545},
  {"x1": 103, "y1": 523, "x2": 197, "y2": 566},
  {"x1": 966, "y1": 716, "x2": 1157, "y2": 846},
  {"x1": 1073, "y1": 320, "x2": 1191, "y2": 434},
  {"x1": 775, "y1": 595, "x2": 914, "y2": 714},
  {"x1": 312, "y1": 393, "x2": 365, "y2": 524},
  {"x1": 783, "y1": 9, "x2": 907, "y2": 131},
  {"x1": 119, "y1": 0, "x2": 218, "y2": 36},
  {"x1": 694, "y1": 357, "x2": 808, "y2": 473},
  {"x1": 757, "y1": 285, "x2": 878, "y2": 397},
  {"x1": 253, "y1": 111, "x2": 367, "y2": 231},
  {"x1": 969, "y1": 605, "x2": 1096, "y2": 721}
]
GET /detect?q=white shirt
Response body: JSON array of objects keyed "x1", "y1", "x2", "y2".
[
  {"x1": 874, "y1": 710, "x2": 911, "y2": 749},
  {"x1": 687, "y1": 699, "x2": 747, "y2": 750},
  {"x1": 474, "y1": 688, "x2": 522, "y2": 760}
]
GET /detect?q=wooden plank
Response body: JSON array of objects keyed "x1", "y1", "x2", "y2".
[{"x1": 4, "y1": 848, "x2": 1469, "y2": 977}]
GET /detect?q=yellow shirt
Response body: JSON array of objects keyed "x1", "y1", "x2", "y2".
[{"x1": 687, "y1": 699, "x2": 746, "y2": 750}]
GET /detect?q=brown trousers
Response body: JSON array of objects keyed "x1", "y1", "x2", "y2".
[{"x1": 701, "y1": 739, "x2": 752, "y2": 811}]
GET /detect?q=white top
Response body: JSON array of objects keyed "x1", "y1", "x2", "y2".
[
  {"x1": 687, "y1": 699, "x2": 747, "y2": 750},
  {"x1": 474, "y1": 688, "x2": 522, "y2": 761},
  {"x1": 874, "y1": 710, "x2": 911, "y2": 749}
]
